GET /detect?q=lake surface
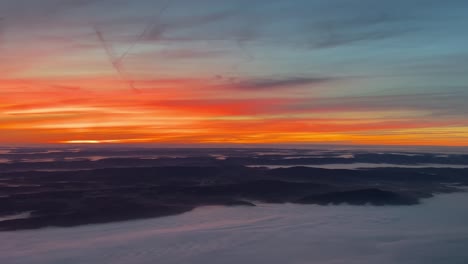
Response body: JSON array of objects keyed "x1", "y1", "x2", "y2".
[{"x1": 1, "y1": 192, "x2": 468, "y2": 264}]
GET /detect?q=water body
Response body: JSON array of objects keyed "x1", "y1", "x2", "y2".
[
  {"x1": 1, "y1": 192, "x2": 468, "y2": 264},
  {"x1": 0, "y1": 212, "x2": 32, "y2": 222}
]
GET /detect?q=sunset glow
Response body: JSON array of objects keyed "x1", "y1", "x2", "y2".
[{"x1": 1, "y1": 0, "x2": 467, "y2": 146}]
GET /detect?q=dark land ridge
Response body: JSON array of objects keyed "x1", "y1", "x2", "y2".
[{"x1": 1, "y1": 165, "x2": 467, "y2": 231}]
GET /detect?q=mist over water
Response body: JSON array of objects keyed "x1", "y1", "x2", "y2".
[{"x1": 1, "y1": 192, "x2": 468, "y2": 264}]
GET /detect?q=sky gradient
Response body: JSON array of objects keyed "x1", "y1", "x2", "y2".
[{"x1": 1, "y1": 0, "x2": 468, "y2": 145}]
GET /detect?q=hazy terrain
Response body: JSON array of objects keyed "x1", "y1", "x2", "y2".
[{"x1": 1, "y1": 146, "x2": 467, "y2": 263}]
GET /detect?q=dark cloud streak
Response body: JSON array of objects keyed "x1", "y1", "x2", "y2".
[
  {"x1": 291, "y1": 92, "x2": 468, "y2": 117},
  {"x1": 232, "y1": 77, "x2": 335, "y2": 90},
  {"x1": 307, "y1": 12, "x2": 418, "y2": 48}
]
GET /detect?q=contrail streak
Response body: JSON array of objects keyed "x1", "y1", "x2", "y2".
[
  {"x1": 91, "y1": 0, "x2": 173, "y2": 93},
  {"x1": 118, "y1": 0, "x2": 172, "y2": 64},
  {"x1": 93, "y1": 25, "x2": 139, "y2": 93},
  {"x1": 0, "y1": 17, "x2": 5, "y2": 45}
]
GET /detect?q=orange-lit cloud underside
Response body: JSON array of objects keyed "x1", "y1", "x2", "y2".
[{"x1": 1, "y1": 77, "x2": 468, "y2": 146}]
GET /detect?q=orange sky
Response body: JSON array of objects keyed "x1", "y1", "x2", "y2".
[{"x1": 1, "y1": 77, "x2": 467, "y2": 146}]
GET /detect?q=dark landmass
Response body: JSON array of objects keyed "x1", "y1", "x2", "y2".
[{"x1": 1, "y1": 162, "x2": 467, "y2": 231}]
